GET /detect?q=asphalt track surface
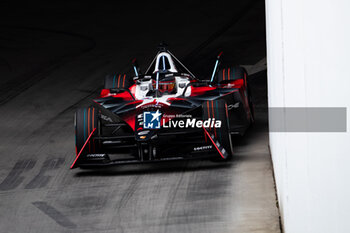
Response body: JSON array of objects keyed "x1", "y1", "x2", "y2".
[{"x1": 0, "y1": 1, "x2": 280, "y2": 232}]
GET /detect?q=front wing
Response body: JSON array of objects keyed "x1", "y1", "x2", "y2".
[{"x1": 70, "y1": 127, "x2": 225, "y2": 169}]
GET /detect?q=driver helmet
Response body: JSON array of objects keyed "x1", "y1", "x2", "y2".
[{"x1": 152, "y1": 77, "x2": 176, "y2": 94}]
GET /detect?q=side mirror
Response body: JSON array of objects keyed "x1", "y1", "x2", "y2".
[
  {"x1": 210, "y1": 51, "x2": 223, "y2": 83},
  {"x1": 132, "y1": 58, "x2": 141, "y2": 77}
]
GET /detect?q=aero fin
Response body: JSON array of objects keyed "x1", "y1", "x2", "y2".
[
  {"x1": 70, "y1": 128, "x2": 96, "y2": 169},
  {"x1": 202, "y1": 127, "x2": 228, "y2": 159}
]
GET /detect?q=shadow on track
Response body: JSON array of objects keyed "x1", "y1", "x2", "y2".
[{"x1": 73, "y1": 159, "x2": 236, "y2": 177}]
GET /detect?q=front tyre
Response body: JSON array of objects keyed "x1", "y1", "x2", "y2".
[
  {"x1": 75, "y1": 107, "x2": 99, "y2": 156},
  {"x1": 216, "y1": 66, "x2": 246, "y2": 83}
]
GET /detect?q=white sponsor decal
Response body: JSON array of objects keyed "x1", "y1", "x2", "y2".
[
  {"x1": 227, "y1": 102, "x2": 240, "y2": 110},
  {"x1": 101, "y1": 114, "x2": 113, "y2": 122},
  {"x1": 193, "y1": 145, "x2": 213, "y2": 151},
  {"x1": 162, "y1": 118, "x2": 221, "y2": 128},
  {"x1": 87, "y1": 154, "x2": 106, "y2": 158}
]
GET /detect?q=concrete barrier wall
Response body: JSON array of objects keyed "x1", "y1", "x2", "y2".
[{"x1": 265, "y1": 0, "x2": 350, "y2": 232}]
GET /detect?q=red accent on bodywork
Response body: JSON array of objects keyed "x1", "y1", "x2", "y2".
[
  {"x1": 115, "y1": 91, "x2": 135, "y2": 100},
  {"x1": 202, "y1": 127, "x2": 225, "y2": 159},
  {"x1": 100, "y1": 89, "x2": 110, "y2": 97},
  {"x1": 234, "y1": 79, "x2": 244, "y2": 87},
  {"x1": 70, "y1": 128, "x2": 96, "y2": 169},
  {"x1": 100, "y1": 89, "x2": 134, "y2": 101},
  {"x1": 129, "y1": 84, "x2": 136, "y2": 96},
  {"x1": 166, "y1": 97, "x2": 186, "y2": 102},
  {"x1": 125, "y1": 100, "x2": 143, "y2": 106},
  {"x1": 190, "y1": 86, "x2": 216, "y2": 96},
  {"x1": 124, "y1": 116, "x2": 136, "y2": 131}
]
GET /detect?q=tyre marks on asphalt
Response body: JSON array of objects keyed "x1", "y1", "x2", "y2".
[
  {"x1": 160, "y1": 163, "x2": 188, "y2": 233},
  {"x1": 0, "y1": 159, "x2": 36, "y2": 191},
  {"x1": 63, "y1": 195, "x2": 107, "y2": 216},
  {"x1": 158, "y1": 161, "x2": 233, "y2": 231},
  {"x1": 25, "y1": 158, "x2": 64, "y2": 189},
  {"x1": 0, "y1": 158, "x2": 73, "y2": 229},
  {"x1": 0, "y1": 158, "x2": 64, "y2": 191},
  {"x1": 116, "y1": 176, "x2": 142, "y2": 211},
  {"x1": 111, "y1": 175, "x2": 142, "y2": 232},
  {"x1": 32, "y1": 201, "x2": 77, "y2": 229}
]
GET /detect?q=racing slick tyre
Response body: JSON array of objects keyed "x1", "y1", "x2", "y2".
[
  {"x1": 217, "y1": 66, "x2": 247, "y2": 83},
  {"x1": 75, "y1": 107, "x2": 99, "y2": 156},
  {"x1": 203, "y1": 99, "x2": 234, "y2": 161},
  {"x1": 104, "y1": 74, "x2": 133, "y2": 89}
]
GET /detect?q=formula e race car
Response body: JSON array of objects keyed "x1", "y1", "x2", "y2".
[{"x1": 71, "y1": 45, "x2": 254, "y2": 169}]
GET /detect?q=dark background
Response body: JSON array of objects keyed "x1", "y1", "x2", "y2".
[{"x1": 0, "y1": 0, "x2": 266, "y2": 95}]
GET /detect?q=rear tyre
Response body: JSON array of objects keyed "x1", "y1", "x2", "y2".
[
  {"x1": 216, "y1": 66, "x2": 246, "y2": 83},
  {"x1": 104, "y1": 74, "x2": 133, "y2": 89},
  {"x1": 203, "y1": 99, "x2": 233, "y2": 161},
  {"x1": 75, "y1": 107, "x2": 99, "y2": 156}
]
